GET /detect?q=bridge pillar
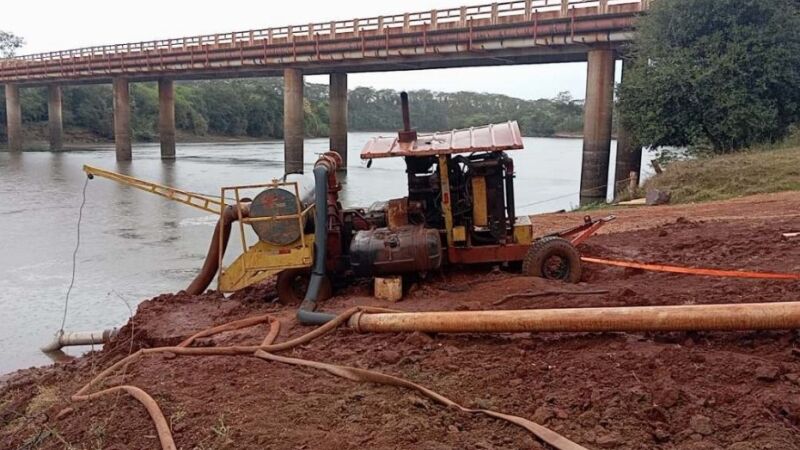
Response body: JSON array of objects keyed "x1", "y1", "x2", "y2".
[
  {"x1": 614, "y1": 58, "x2": 642, "y2": 194},
  {"x1": 48, "y1": 85, "x2": 63, "y2": 151},
  {"x1": 579, "y1": 48, "x2": 616, "y2": 206},
  {"x1": 284, "y1": 68, "x2": 304, "y2": 173},
  {"x1": 329, "y1": 72, "x2": 348, "y2": 170},
  {"x1": 113, "y1": 77, "x2": 132, "y2": 161},
  {"x1": 4, "y1": 84, "x2": 22, "y2": 152},
  {"x1": 158, "y1": 78, "x2": 176, "y2": 160}
]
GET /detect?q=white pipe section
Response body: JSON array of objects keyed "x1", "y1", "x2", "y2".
[{"x1": 41, "y1": 328, "x2": 119, "y2": 353}]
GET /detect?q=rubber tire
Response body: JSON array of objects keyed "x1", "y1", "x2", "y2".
[
  {"x1": 276, "y1": 269, "x2": 332, "y2": 305},
  {"x1": 522, "y1": 236, "x2": 582, "y2": 283}
]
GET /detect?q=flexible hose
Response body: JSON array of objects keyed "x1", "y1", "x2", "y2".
[
  {"x1": 185, "y1": 204, "x2": 250, "y2": 295},
  {"x1": 297, "y1": 161, "x2": 336, "y2": 325},
  {"x1": 72, "y1": 306, "x2": 585, "y2": 450}
]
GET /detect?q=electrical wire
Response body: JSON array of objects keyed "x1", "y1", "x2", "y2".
[{"x1": 60, "y1": 177, "x2": 89, "y2": 333}]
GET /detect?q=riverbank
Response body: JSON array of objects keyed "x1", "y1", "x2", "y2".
[
  {"x1": 641, "y1": 143, "x2": 800, "y2": 204},
  {"x1": 7, "y1": 123, "x2": 584, "y2": 149},
  {"x1": 2, "y1": 191, "x2": 799, "y2": 449}
]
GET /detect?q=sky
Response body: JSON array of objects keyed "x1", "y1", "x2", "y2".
[{"x1": 1, "y1": 0, "x2": 621, "y2": 100}]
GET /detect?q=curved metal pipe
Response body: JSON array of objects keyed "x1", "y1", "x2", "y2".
[
  {"x1": 297, "y1": 153, "x2": 340, "y2": 325},
  {"x1": 186, "y1": 203, "x2": 250, "y2": 295}
]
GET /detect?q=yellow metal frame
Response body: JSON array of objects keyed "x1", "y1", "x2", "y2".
[
  {"x1": 437, "y1": 155, "x2": 455, "y2": 247},
  {"x1": 83, "y1": 165, "x2": 223, "y2": 214},
  {"x1": 217, "y1": 181, "x2": 315, "y2": 292},
  {"x1": 83, "y1": 165, "x2": 315, "y2": 293}
]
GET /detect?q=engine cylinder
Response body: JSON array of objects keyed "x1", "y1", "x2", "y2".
[
  {"x1": 250, "y1": 173, "x2": 315, "y2": 246},
  {"x1": 349, "y1": 225, "x2": 442, "y2": 277}
]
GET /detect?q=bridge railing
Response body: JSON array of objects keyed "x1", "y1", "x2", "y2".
[{"x1": 1, "y1": 0, "x2": 646, "y2": 66}]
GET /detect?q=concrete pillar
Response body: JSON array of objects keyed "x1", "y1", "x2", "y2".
[
  {"x1": 284, "y1": 68, "x2": 304, "y2": 173},
  {"x1": 113, "y1": 78, "x2": 132, "y2": 161},
  {"x1": 4, "y1": 84, "x2": 22, "y2": 152},
  {"x1": 614, "y1": 58, "x2": 642, "y2": 192},
  {"x1": 579, "y1": 48, "x2": 616, "y2": 206},
  {"x1": 329, "y1": 72, "x2": 348, "y2": 170},
  {"x1": 158, "y1": 78, "x2": 176, "y2": 160},
  {"x1": 48, "y1": 85, "x2": 63, "y2": 151}
]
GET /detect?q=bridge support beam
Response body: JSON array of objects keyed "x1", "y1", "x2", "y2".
[
  {"x1": 158, "y1": 78, "x2": 176, "y2": 160},
  {"x1": 113, "y1": 77, "x2": 132, "y2": 161},
  {"x1": 5, "y1": 84, "x2": 22, "y2": 152},
  {"x1": 579, "y1": 48, "x2": 616, "y2": 206},
  {"x1": 284, "y1": 68, "x2": 304, "y2": 173},
  {"x1": 48, "y1": 85, "x2": 63, "y2": 151},
  {"x1": 329, "y1": 72, "x2": 348, "y2": 170},
  {"x1": 614, "y1": 58, "x2": 641, "y2": 194}
]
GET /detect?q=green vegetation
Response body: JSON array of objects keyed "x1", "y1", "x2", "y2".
[
  {"x1": 0, "y1": 80, "x2": 584, "y2": 143},
  {"x1": 643, "y1": 131, "x2": 800, "y2": 203},
  {"x1": 0, "y1": 30, "x2": 23, "y2": 58},
  {"x1": 619, "y1": 0, "x2": 800, "y2": 155}
]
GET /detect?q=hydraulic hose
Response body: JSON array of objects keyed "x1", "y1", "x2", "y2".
[{"x1": 297, "y1": 154, "x2": 339, "y2": 325}]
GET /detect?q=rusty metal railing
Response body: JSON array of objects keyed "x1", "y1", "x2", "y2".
[{"x1": 0, "y1": 0, "x2": 646, "y2": 67}]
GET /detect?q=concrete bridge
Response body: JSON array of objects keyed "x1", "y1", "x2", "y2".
[{"x1": 0, "y1": 0, "x2": 649, "y2": 204}]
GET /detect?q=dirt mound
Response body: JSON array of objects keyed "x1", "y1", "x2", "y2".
[{"x1": 2, "y1": 206, "x2": 800, "y2": 449}]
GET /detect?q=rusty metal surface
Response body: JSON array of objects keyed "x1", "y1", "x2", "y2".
[
  {"x1": 361, "y1": 121, "x2": 524, "y2": 159},
  {"x1": 0, "y1": 0, "x2": 646, "y2": 84},
  {"x1": 349, "y1": 225, "x2": 443, "y2": 277}
]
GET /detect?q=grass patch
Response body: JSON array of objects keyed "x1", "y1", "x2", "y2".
[{"x1": 643, "y1": 145, "x2": 800, "y2": 204}]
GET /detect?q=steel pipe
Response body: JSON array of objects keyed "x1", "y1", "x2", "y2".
[{"x1": 348, "y1": 302, "x2": 800, "y2": 334}]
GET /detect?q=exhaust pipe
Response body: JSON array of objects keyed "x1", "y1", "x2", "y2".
[
  {"x1": 297, "y1": 152, "x2": 342, "y2": 325},
  {"x1": 348, "y1": 301, "x2": 800, "y2": 334}
]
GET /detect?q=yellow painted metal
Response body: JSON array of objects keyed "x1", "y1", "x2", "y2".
[
  {"x1": 218, "y1": 181, "x2": 315, "y2": 292},
  {"x1": 219, "y1": 235, "x2": 314, "y2": 292},
  {"x1": 513, "y1": 215, "x2": 534, "y2": 245},
  {"x1": 437, "y1": 155, "x2": 454, "y2": 247},
  {"x1": 452, "y1": 225, "x2": 467, "y2": 243},
  {"x1": 471, "y1": 176, "x2": 488, "y2": 227},
  {"x1": 84, "y1": 164, "x2": 317, "y2": 293},
  {"x1": 83, "y1": 165, "x2": 223, "y2": 215}
]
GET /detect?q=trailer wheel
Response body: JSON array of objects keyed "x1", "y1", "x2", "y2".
[
  {"x1": 276, "y1": 269, "x2": 332, "y2": 305},
  {"x1": 522, "y1": 236, "x2": 582, "y2": 283}
]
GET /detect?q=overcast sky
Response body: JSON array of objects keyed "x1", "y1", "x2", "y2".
[{"x1": 2, "y1": 0, "x2": 621, "y2": 100}]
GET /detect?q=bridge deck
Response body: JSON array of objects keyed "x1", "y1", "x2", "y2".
[{"x1": 0, "y1": 0, "x2": 646, "y2": 85}]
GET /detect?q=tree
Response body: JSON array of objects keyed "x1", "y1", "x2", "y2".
[
  {"x1": 0, "y1": 31, "x2": 24, "y2": 58},
  {"x1": 618, "y1": 0, "x2": 800, "y2": 154}
]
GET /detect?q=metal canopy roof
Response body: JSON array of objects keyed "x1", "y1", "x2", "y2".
[{"x1": 360, "y1": 121, "x2": 524, "y2": 159}]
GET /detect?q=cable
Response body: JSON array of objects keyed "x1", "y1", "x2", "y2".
[
  {"x1": 516, "y1": 175, "x2": 636, "y2": 210},
  {"x1": 60, "y1": 177, "x2": 89, "y2": 333}
]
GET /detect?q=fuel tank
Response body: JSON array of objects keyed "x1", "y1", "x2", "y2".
[
  {"x1": 250, "y1": 173, "x2": 315, "y2": 246},
  {"x1": 349, "y1": 225, "x2": 442, "y2": 277}
]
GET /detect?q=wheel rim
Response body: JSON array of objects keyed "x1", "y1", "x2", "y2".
[{"x1": 542, "y1": 254, "x2": 570, "y2": 280}]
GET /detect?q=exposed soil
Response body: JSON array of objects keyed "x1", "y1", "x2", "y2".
[{"x1": 2, "y1": 193, "x2": 800, "y2": 450}]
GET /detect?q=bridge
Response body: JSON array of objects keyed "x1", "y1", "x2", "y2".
[{"x1": 1, "y1": 0, "x2": 649, "y2": 205}]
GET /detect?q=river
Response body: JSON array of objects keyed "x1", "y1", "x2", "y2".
[{"x1": 0, "y1": 132, "x2": 653, "y2": 374}]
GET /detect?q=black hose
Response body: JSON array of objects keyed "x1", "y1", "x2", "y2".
[{"x1": 297, "y1": 163, "x2": 336, "y2": 325}]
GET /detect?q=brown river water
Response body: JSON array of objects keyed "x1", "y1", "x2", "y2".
[{"x1": 0, "y1": 132, "x2": 653, "y2": 374}]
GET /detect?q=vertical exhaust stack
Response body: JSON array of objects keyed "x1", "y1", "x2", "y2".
[
  {"x1": 297, "y1": 152, "x2": 342, "y2": 325},
  {"x1": 397, "y1": 92, "x2": 417, "y2": 144}
]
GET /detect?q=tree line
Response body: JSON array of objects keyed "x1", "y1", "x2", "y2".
[{"x1": 0, "y1": 80, "x2": 585, "y2": 142}]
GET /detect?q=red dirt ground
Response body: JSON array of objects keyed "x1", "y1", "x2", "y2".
[{"x1": 2, "y1": 192, "x2": 800, "y2": 450}]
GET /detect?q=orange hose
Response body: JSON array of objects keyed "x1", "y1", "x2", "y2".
[
  {"x1": 581, "y1": 256, "x2": 800, "y2": 280},
  {"x1": 72, "y1": 306, "x2": 582, "y2": 450}
]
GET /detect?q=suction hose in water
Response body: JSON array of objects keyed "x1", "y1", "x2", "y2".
[{"x1": 297, "y1": 153, "x2": 341, "y2": 325}]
